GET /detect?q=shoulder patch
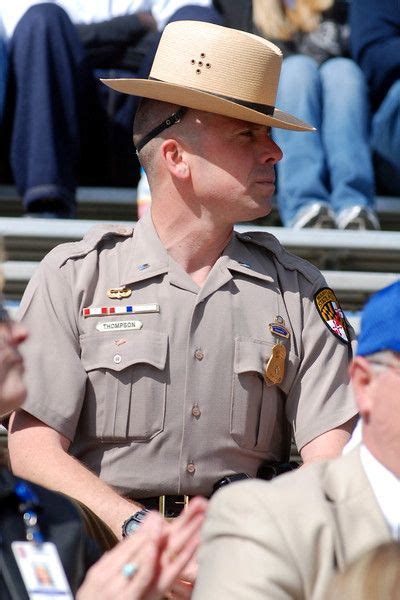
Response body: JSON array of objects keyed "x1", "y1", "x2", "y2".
[{"x1": 314, "y1": 287, "x2": 350, "y2": 345}]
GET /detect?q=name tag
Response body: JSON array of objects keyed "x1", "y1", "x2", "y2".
[
  {"x1": 96, "y1": 320, "x2": 143, "y2": 332},
  {"x1": 12, "y1": 541, "x2": 73, "y2": 599}
]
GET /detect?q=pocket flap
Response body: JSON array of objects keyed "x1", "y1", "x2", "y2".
[
  {"x1": 234, "y1": 338, "x2": 274, "y2": 376},
  {"x1": 80, "y1": 330, "x2": 168, "y2": 372}
]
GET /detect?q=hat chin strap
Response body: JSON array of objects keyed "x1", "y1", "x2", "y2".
[{"x1": 136, "y1": 107, "x2": 187, "y2": 154}]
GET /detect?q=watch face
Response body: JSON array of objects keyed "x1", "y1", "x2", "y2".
[
  {"x1": 123, "y1": 510, "x2": 149, "y2": 537},
  {"x1": 124, "y1": 517, "x2": 142, "y2": 536}
]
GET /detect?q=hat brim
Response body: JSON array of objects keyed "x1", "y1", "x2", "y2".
[{"x1": 101, "y1": 78, "x2": 315, "y2": 132}]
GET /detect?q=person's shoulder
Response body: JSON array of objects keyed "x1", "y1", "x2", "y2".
[
  {"x1": 41, "y1": 223, "x2": 134, "y2": 270},
  {"x1": 236, "y1": 229, "x2": 324, "y2": 285}
]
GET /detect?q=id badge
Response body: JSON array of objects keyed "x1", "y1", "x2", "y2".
[{"x1": 11, "y1": 542, "x2": 73, "y2": 600}]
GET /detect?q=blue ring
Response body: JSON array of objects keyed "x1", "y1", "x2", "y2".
[{"x1": 122, "y1": 562, "x2": 139, "y2": 579}]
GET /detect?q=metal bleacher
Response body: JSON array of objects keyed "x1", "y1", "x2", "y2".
[{"x1": 2, "y1": 185, "x2": 400, "y2": 332}]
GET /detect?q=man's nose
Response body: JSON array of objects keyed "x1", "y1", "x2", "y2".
[{"x1": 259, "y1": 137, "x2": 283, "y2": 165}]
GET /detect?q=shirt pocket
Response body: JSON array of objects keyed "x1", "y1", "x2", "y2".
[
  {"x1": 80, "y1": 330, "x2": 168, "y2": 442},
  {"x1": 230, "y1": 337, "x2": 299, "y2": 452}
]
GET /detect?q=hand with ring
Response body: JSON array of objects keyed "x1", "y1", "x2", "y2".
[{"x1": 76, "y1": 496, "x2": 208, "y2": 600}]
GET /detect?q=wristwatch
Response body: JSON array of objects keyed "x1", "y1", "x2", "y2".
[{"x1": 122, "y1": 509, "x2": 150, "y2": 537}]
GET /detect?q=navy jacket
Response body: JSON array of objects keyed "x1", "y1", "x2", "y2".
[
  {"x1": 0, "y1": 468, "x2": 101, "y2": 600},
  {"x1": 350, "y1": 0, "x2": 400, "y2": 111}
]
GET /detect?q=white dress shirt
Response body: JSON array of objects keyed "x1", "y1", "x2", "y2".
[{"x1": 360, "y1": 444, "x2": 400, "y2": 540}]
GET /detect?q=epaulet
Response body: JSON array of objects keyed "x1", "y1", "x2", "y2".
[
  {"x1": 43, "y1": 223, "x2": 134, "y2": 269},
  {"x1": 237, "y1": 230, "x2": 323, "y2": 284}
]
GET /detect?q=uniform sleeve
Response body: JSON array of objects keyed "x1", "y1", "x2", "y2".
[
  {"x1": 285, "y1": 275, "x2": 358, "y2": 451},
  {"x1": 193, "y1": 481, "x2": 302, "y2": 599},
  {"x1": 18, "y1": 256, "x2": 87, "y2": 441}
]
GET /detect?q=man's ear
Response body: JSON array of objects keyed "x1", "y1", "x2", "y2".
[
  {"x1": 161, "y1": 139, "x2": 189, "y2": 180},
  {"x1": 350, "y1": 356, "x2": 374, "y2": 420}
]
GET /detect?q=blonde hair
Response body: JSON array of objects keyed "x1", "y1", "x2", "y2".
[
  {"x1": 253, "y1": 0, "x2": 333, "y2": 41},
  {"x1": 326, "y1": 543, "x2": 400, "y2": 599}
]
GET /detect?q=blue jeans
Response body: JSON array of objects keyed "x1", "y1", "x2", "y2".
[
  {"x1": 372, "y1": 79, "x2": 400, "y2": 195},
  {"x1": 273, "y1": 55, "x2": 375, "y2": 226}
]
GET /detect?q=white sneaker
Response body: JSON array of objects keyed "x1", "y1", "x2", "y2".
[
  {"x1": 336, "y1": 206, "x2": 380, "y2": 230},
  {"x1": 291, "y1": 202, "x2": 336, "y2": 229}
]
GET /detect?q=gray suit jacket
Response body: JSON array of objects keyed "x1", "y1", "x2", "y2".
[{"x1": 194, "y1": 448, "x2": 391, "y2": 599}]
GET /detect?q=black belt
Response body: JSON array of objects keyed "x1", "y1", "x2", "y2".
[{"x1": 140, "y1": 495, "x2": 193, "y2": 518}]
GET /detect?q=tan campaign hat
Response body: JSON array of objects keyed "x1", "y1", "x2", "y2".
[{"x1": 101, "y1": 20, "x2": 314, "y2": 132}]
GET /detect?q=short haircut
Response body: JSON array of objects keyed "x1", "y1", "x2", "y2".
[{"x1": 133, "y1": 99, "x2": 181, "y2": 173}]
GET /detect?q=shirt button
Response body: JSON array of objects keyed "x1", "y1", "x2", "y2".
[
  {"x1": 194, "y1": 349, "x2": 204, "y2": 361},
  {"x1": 113, "y1": 354, "x2": 122, "y2": 364},
  {"x1": 186, "y1": 463, "x2": 196, "y2": 474},
  {"x1": 192, "y1": 405, "x2": 201, "y2": 417}
]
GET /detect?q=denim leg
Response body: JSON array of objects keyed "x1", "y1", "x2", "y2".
[
  {"x1": 273, "y1": 55, "x2": 328, "y2": 226},
  {"x1": 8, "y1": 3, "x2": 92, "y2": 214},
  {"x1": 320, "y1": 58, "x2": 374, "y2": 213},
  {"x1": 371, "y1": 79, "x2": 400, "y2": 195},
  {"x1": 0, "y1": 37, "x2": 8, "y2": 125}
]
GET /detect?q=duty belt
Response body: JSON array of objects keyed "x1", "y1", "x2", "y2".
[{"x1": 140, "y1": 495, "x2": 192, "y2": 518}]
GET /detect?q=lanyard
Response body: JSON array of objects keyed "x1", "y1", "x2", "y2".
[{"x1": 14, "y1": 481, "x2": 44, "y2": 544}]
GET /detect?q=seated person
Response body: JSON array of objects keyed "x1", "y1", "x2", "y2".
[
  {"x1": 8, "y1": 21, "x2": 357, "y2": 565},
  {"x1": 194, "y1": 280, "x2": 400, "y2": 599},
  {"x1": 0, "y1": 0, "x2": 222, "y2": 217},
  {"x1": 215, "y1": 0, "x2": 377, "y2": 229}
]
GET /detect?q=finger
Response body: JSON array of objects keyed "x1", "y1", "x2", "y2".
[
  {"x1": 120, "y1": 538, "x2": 161, "y2": 600},
  {"x1": 166, "y1": 510, "x2": 205, "y2": 560},
  {"x1": 165, "y1": 578, "x2": 194, "y2": 600},
  {"x1": 158, "y1": 530, "x2": 202, "y2": 592}
]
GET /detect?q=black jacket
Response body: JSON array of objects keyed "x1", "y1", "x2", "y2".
[{"x1": 0, "y1": 468, "x2": 101, "y2": 600}]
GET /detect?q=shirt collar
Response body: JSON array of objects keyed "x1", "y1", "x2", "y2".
[
  {"x1": 120, "y1": 216, "x2": 275, "y2": 287},
  {"x1": 360, "y1": 444, "x2": 400, "y2": 540}
]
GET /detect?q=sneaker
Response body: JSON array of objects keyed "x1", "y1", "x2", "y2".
[
  {"x1": 336, "y1": 206, "x2": 380, "y2": 230},
  {"x1": 291, "y1": 202, "x2": 336, "y2": 229}
]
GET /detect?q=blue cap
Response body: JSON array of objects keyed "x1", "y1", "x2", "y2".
[{"x1": 357, "y1": 280, "x2": 400, "y2": 356}]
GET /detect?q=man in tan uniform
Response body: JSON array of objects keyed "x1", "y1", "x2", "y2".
[
  {"x1": 194, "y1": 281, "x2": 400, "y2": 600},
  {"x1": 9, "y1": 21, "x2": 357, "y2": 542}
]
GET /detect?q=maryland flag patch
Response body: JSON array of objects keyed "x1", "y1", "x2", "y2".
[{"x1": 314, "y1": 287, "x2": 350, "y2": 345}]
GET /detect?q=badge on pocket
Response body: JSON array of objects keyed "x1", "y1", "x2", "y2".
[{"x1": 12, "y1": 541, "x2": 73, "y2": 599}]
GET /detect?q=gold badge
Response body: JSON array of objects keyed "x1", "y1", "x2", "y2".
[
  {"x1": 107, "y1": 287, "x2": 132, "y2": 300},
  {"x1": 314, "y1": 287, "x2": 350, "y2": 345},
  {"x1": 264, "y1": 344, "x2": 287, "y2": 385}
]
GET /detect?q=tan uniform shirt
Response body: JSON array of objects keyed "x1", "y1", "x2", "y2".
[{"x1": 19, "y1": 213, "x2": 357, "y2": 498}]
